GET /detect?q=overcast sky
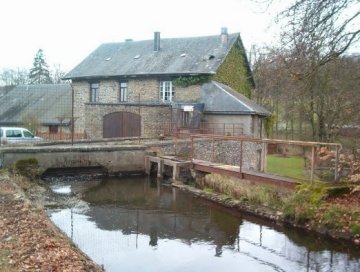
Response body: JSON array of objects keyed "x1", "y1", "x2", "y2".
[{"x1": 0, "y1": 0, "x2": 286, "y2": 72}]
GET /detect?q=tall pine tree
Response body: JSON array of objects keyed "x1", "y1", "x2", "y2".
[{"x1": 29, "y1": 49, "x2": 51, "y2": 84}]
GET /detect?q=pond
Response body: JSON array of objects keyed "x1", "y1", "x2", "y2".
[{"x1": 46, "y1": 176, "x2": 360, "y2": 272}]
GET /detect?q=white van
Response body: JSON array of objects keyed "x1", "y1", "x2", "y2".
[{"x1": 0, "y1": 127, "x2": 43, "y2": 145}]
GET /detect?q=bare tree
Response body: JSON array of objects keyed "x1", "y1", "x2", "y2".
[
  {"x1": 252, "y1": 0, "x2": 360, "y2": 141},
  {"x1": 0, "y1": 68, "x2": 29, "y2": 86},
  {"x1": 50, "y1": 64, "x2": 68, "y2": 84},
  {"x1": 278, "y1": 0, "x2": 360, "y2": 77},
  {"x1": 253, "y1": 50, "x2": 360, "y2": 141}
]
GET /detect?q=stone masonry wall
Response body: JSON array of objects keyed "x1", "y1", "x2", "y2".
[
  {"x1": 72, "y1": 81, "x2": 89, "y2": 133},
  {"x1": 84, "y1": 104, "x2": 171, "y2": 139},
  {"x1": 72, "y1": 79, "x2": 204, "y2": 137},
  {"x1": 193, "y1": 139, "x2": 262, "y2": 171},
  {"x1": 128, "y1": 79, "x2": 158, "y2": 102},
  {"x1": 99, "y1": 80, "x2": 119, "y2": 103},
  {"x1": 174, "y1": 85, "x2": 202, "y2": 102},
  {"x1": 144, "y1": 138, "x2": 262, "y2": 171}
]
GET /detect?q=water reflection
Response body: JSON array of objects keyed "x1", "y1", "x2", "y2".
[{"x1": 47, "y1": 176, "x2": 360, "y2": 272}]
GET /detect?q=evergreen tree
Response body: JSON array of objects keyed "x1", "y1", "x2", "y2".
[{"x1": 29, "y1": 49, "x2": 51, "y2": 84}]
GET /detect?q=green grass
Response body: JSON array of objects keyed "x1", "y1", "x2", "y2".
[{"x1": 267, "y1": 155, "x2": 308, "y2": 181}]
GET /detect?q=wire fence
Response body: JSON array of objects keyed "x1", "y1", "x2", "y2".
[{"x1": 188, "y1": 134, "x2": 342, "y2": 184}]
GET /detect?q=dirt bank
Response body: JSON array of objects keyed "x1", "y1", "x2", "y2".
[
  {"x1": 173, "y1": 178, "x2": 360, "y2": 246},
  {"x1": 0, "y1": 171, "x2": 104, "y2": 272}
]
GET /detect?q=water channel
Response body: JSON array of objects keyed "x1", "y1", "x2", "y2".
[{"x1": 45, "y1": 176, "x2": 360, "y2": 272}]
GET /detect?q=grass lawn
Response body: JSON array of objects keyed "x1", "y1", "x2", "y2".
[{"x1": 266, "y1": 154, "x2": 309, "y2": 181}]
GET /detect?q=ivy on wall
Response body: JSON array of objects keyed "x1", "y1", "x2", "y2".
[
  {"x1": 212, "y1": 39, "x2": 254, "y2": 98},
  {"x1": 264, "y1": 113, "x2": 277, "y2": 138},
  {"x1": 173, "y1": 75, "x2": 210, "y2": 87},
  {"x1": 172, "y1": 38, "x2": 254, "y2": 98}
]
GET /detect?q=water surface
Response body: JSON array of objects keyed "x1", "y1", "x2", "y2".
[{"x1": 46, "y1": 176, "x2": 360, "y2": 272}]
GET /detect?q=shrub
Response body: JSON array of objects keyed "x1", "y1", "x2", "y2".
[
  {"x1": 351, "y1": 224, "x2": 360, "y2": 235},
  {"x1": 14, "y1": 158, "x2": 39, "y2": 180},
  {"x1": 202, "y1": 174, "x2": 292, "y2": 209},
  {"x1": 282, "y1": 193, "x2": 317, "y2": 224}
]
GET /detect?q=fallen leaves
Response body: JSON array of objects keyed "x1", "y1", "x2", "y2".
[{"x1": 0, "y1": 174, "x2": 103, "y2": 272}]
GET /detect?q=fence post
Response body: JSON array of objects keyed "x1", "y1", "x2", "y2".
[
  {"x1": 310, "y1": 146, "x2": 316, "y2": 185},
  {"x1": 211, "y1": 136, "x2": 215, "y2": 162},
  {"x1": 71, "y1": 85, "x2": 74, "y2": 146},
  {"x1": 260, "y1": 142, "x2": 267, "y2": 172},
  {"x1": 190, "y1": 136, "x2": 194, "y2": 161},
  {"x1": 334, "y1": 145, "x2": 339, "y2": 182},
  {"x1": 239, "y1": 140, "x2": 243, "y2": 176},
  {"x1": 138, "y1": 94, "x2": 141, "y2": 144}
]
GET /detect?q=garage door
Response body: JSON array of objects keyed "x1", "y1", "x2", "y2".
[{"x1": 103, "y1": 112, "x2": 141, "y2": 138}]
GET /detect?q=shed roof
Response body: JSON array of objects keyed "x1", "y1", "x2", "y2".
[
  {"x1": 0, "y1": 84, "x2": 72, "y2": 125},
  {"x1": 64, "y1": 33, "x2": 240, "y2": 79},
  {"x1": 201, "y1": 81, "x2": 271, "y2": 116}
]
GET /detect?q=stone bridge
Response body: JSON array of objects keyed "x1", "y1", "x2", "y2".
[{"x1": 0, "y1": 144, "x2": 147, "y2": 176}]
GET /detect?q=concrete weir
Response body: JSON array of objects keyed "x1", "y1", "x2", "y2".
[
  {"x1": 0, "y1": 144, "x2": 147, "y2": 176},
  {"x1": 145, "y1": 155, "x2": 191, "y2": 180}
]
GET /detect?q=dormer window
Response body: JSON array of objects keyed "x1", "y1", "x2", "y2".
[{"x1": 159, "y1": 81, "x2": 174, "y2": 102}]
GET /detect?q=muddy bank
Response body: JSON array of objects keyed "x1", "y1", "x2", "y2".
[{"x1": 0, "y1": 171, "x2": 104, "y2": 272}]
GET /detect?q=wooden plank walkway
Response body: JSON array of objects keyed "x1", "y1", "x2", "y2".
[
  {"x1": 145, "y1": 155, "x2": 299, "y2": 189},
  {"x1": 192, "y1": 159, "x2": 300, "y2": 190}
]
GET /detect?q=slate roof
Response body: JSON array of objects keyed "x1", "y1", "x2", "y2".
[
  {"x1": 201, "y1": 81, "x2": 271, "y2": 116},
  {"x1": 0, "y1": 84, "x2": 72, "y2": 125},
  {"x1": 64, "y1": 33, "x2": 240, "y2": 79}
]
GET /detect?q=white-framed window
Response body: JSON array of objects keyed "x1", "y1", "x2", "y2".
[
  {"x1": 90, "y1": 82, "x2": 99, "y2": 102},
  {"x1": 119, "y1": 82, "x2": 128, "y2": 102},
  {"x1": 159, "y1": 81, "x2": 174, "y2": 102}
]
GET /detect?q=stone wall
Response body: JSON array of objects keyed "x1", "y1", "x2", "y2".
[
  {"x1": 0, "y1": 145, "x2": 146, "y2": 175},
  {"x1": 72, "y1": 81, "x2": 89, "y2": 133},
  {"x1": 72, "y1": 79, "x2": 204, "y2": 138},
  {"x1": 84, "y1": 103, "x2": 171, "y2": 139},
  {"x1": 192, "y1": 139, "x2": 262, "y2": 171},
  {"x1": 144, "y1": 139, "x2": 192, "y2": 158},
  {"x1": 144, "y1": 138, "x2": 262, "y2": 171},
  {"x1": 128, "y1": 79, "x2": 158, "y2": 102},
  {"x1": 174, "y1": 85, "x2": 202, "y2": 102},
  {"x1": 98, "y1": 80, "x2": 119, "y2": 102}
]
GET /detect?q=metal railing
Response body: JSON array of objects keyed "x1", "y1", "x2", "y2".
[{"x1": 189, "y1": 134, "x2": 342, "y2": 184}]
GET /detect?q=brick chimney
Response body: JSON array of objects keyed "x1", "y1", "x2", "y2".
[
  {"x1": 220, "y1": 27, "x2": 228, "y2": 45},
  {"x1": 154, "y1": 32, "x2": 160, "y2": 51}
]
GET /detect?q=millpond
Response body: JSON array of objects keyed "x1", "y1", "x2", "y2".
[{"x1": 45, "y1": 176, "x2": 360, "y2": 272}]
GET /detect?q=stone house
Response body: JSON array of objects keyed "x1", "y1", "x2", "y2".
[
  {"x1": 0, "y1": 84, "x2": 72, "y2": 138},
  {"x1": 64, "y1": 28, "x2": 270, "y2": 139}
]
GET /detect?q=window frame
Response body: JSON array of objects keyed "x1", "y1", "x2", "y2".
[
  {"x1": 49, "y1": 125, "x2": 59, "y2": 134},
  {"x1": 23, "y1": 130, "x2": 34, "y2": 138},
  {"x1": 119, "y1": 81, "x2": 128, "y2": 102},
  {"x1": 90, "y1": 82, "x2": 99, "y2": 102},
  {"x1": 159, "y1": 81, "x2": 174, "y2": 102},
  {"x1": 6, "y1": 129, "x2": 22, "y2": 138}
]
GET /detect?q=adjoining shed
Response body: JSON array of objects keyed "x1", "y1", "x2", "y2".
[{"x1": 0, "y1": 84, "x2": 72, "y2": 138}]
